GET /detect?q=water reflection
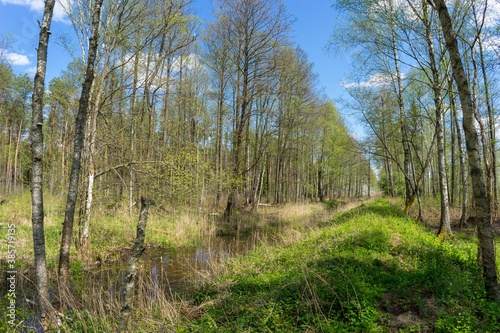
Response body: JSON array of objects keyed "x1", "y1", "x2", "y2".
[{"x1": 151, "y1": 266, "x2": 159, "y2": 301}]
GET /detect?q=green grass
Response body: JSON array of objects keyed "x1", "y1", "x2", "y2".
[{"x1": 184, "y1": 198, "x2": 500, "y2": 332}]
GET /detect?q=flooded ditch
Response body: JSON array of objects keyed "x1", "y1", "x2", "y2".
[
  {"x1": 1, "y1": 199, "x2": 370, "y2": 331},
  {"x1": 90, "y1": 201, "x2": 364, "y2": 303}
]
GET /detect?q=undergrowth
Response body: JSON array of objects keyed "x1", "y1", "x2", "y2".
[{"x1": 0, "y1": 191, "x2": 346, "y2": 331}]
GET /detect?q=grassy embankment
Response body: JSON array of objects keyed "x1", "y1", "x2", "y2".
[
  {"x1": 183, "y1": 198, "x2": 500, "y2": 332},
  {"x1": 1, "y1": 194, "x2": 500, "y2": 332}
]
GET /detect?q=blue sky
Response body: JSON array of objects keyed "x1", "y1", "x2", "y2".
[{"x1": 0, "y1": 0, "x2": 359, "y2": 134}]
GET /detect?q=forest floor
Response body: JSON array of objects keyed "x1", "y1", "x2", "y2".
[
  {"x1": 409, "y1": 196, "x2": 500, "y2": 238},
  {"x1": 1, "y1": 195, "x2": 500, "y2": 332}
]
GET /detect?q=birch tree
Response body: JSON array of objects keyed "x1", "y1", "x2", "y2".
[
  {"x1": 58, "y1": 0, "x2": 104, "y2": 297},
  {"x1": 30, "y1": 0, "x2": 56, "y2": 324}
]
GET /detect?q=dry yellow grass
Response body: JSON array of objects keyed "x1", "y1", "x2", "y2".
[
  {"x1": 265, "y1": 202, "x2": 320, "y2": 220},
  {"x1": 1, "y1": 193, "x2": 379, "y2": 262},
  {"x1": 256, "y1": 197, "x2": 372, "y2": 222}
]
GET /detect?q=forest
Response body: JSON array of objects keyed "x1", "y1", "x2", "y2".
[{"x1": 0, "y1": 0, "x2": 499, "y2": 332}]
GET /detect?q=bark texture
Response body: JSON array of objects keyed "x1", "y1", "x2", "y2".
[
  {"x1": 433, "y1": 0, "x2": 500, "y2": 301},
  {"x1": 58, "y1": 0, "x2": 104, "y2": 293},
  {"x1": 30, "y1": 0, "x2": 56, "y2": 322},
  {"x1": 478, "y1": 36, "x2": 498, "y2": 210},
  {"x1": 117, "y1": 197, "x2": 155, "y2": 333}
]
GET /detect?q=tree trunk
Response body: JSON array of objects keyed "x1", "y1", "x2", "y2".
[
  {"x1": 423, "y1": 0, "x2": 451, "y2": 238},
  {"x1": 129, "y1": 39, "x2": 140, "y2": 216},
  {"x1": 318, "y1": 167, "x2": 324, "y2": 202},
  {"x1": 162, "y1": 56, "x2": 172, "y2": 145},
  {"x1": 470, "y1": 49, "x2": 495, "y2": 224},
  {"x1": 6, "y1": 125, "x2": 13, "y2": 193},
  {"x1": 58, "y1": 0, "x2": 103, "y2": 297},
  {"x1": 30, "y1": 0, "x2": 56, "y2": 324},
  {"x1": 13, "y1": 120, "x2": 22, "y2": 191},
  {"x1": 117, "y1": 197, "x2": 155, "y2": 333},
  {"x1": 410, "y1": 144, "x2": 423, "y2": 221},
  {"x1": 225, "y1": 60, "x2": 247, "y2": 216},
  {"x1": 433, "y1": 0, "x2": 500, "y2": 301},
  {"x1": 390, "y1": 6, "x2": 412, "y2": 204},
  {"x1": 479, "y1": 32, "x2": 498, "y2": 211},
  {"x1": 61, "y1": 115, "x2": 69, "y2": 195},
  {"x1": 368, "y1": 155, "x2": 371, "y2": 197},
  {"x1": 450, "y1": 102, "x2": 456, "y2": 206}
]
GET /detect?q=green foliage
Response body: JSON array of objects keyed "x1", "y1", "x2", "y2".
[
  {"x1": 70, "y1": 260, "x2": 86, "y2": 294},
  {"x1": 185, "y1": 198, "x2": 500, "y2": 332},
  {"x1": 145, "y1": 144, "x2": 229, "y2": 207}
]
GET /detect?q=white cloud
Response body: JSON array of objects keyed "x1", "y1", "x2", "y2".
[
  {"x1": 122, "y1": 52, "x2": 203, "y2": 92},
  {"x1": 25, "y1": 66, "x2": 36, "y2": 75},
  {"x1": 342, "y1": 74, "x2": 392, "y2": 89},
  {"x1": 0, "y1": 0, "x2": 71, "y2": 23},
  {"x1": 172, "y1": 54, "x2": 201, "y2": 73},
  {"x1": 377, "y1": 0, "x2": 500, "y2": 31},
  {"x1": 4, "y1": 52, "x2": 30, "y2": 65}
]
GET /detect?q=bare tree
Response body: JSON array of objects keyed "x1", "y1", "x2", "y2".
[{"x1": 211, "y1": 0, "x2": 293, "y2": 216}]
